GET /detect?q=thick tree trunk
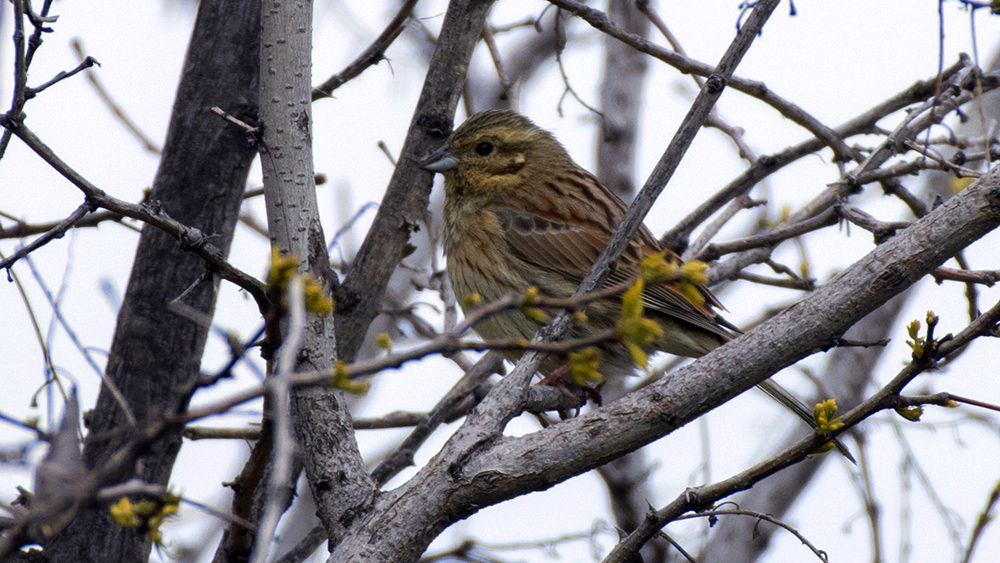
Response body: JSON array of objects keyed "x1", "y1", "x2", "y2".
[{"x1": 35, "y1": 1, "x2": 261, "y2": 561}]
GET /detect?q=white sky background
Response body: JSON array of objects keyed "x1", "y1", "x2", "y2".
[{"x1": 2, "y1": 1, "x2": 1000, "y2": 561}]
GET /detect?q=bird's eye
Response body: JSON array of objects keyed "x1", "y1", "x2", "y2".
[{"x1": 474, "y1": 142, "x2": 494, "y2": 156}]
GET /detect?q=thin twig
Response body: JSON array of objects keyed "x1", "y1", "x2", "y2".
[
  {"x1": 0, "y1": 209, "x2": 131, "y2": 239},
  {"x1": 549, "y1": 0, "x2": 855, "y2": 162},
  {"x1": 603, "y1": 297, "x2": 1000, "y2": 562},
  {"x1": 3, "y1": 123, "x2": 269, "y2": 313},
  {"x1": 0, "y1": 202, "x2": 96, "y2": 270},
  {"x1": 696, "y1": 206, "x2": 838, "y2": 263},
  {"x1": 250, "y1": 277, "x2": 305, "y2": 563},
  {"x1": 735, "y1": 271, "x2": 815, "y2": 291},
  {"x1": 932, "y1": 266, "x2": 1000, "y2": 286},
  {"x1": 960, "y1": 476, "x2": 1000, "y2": 563},
  {"x1": 25, "y1": 55, "x2": 99, "y2": 98},
  {"x1": 673, "y1": 509, "x2": 828, "y2": 561},
  {"x1": 312, "y1": 0, "x2": 419, "y2": 100}
]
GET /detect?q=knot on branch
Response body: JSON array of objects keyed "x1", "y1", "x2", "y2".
[
  {"x1": 177, "y1": 226, "x2": 208, "y2": 252},
  {"x1": 705, "y1": 74, "x2": 727, "y2": 93},
  {"x1": 756, "y1": 154, "x2": 777, "y2": 168},
  {"x1": 416, "y1": 113, "x2": 453, "y2": 139}
]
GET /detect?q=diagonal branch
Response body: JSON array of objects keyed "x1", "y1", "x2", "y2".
[
  {"x1": 312, "y1": 0, "x2": 419, "y2": 100},
  {"x1": 1, "y1": 124, "x2": 269, "y2": 311},
  {"x1": 457, "y1": 165, "x2": 1000, "y2": 529},
  {"x1": 326, "y1": 2, "x2": 783, "y2": 560},
  {"x1": 334, "y1": 0, "x2": 497, "y2": 363}
]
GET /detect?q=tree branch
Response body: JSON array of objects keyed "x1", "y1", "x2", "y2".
[{"x1": 334, "y1": 0, "x2": 498, "y2": 363}]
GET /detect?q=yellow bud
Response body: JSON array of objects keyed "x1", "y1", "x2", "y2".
[
  {"x1": 303, "y1": 275, "x2": 335, "y2": 314},
  {"x1": 812, "y1": 441, "x2": 836, "y2": 454},
  {"x1": 267, "y1": 247, "x2": 299, "y2": 289},
  {"x1": 894, "y1": 405, "x2": 923, "y2": 421},
  {"x1": 813, "y1": 399, "x2": 844, "y2": 432},
  {"x1": 621, "y1": 279, "x2": 645, "y2": 319},
  {"x1": 110, "y1": 497, "x2": 140, "y2": 528},
  {"x1": 330, "y1": 360, "x2": 370, "y2": 394},
  {"x1": 778, "y1": 205, "x2": 791, "y2": 223},
  {"x1": 522, "y1": 286, "x2": 539, "y2": 305},
  {"x1": 375, "y1": 333, "x2": 392, "y2": 349},
  {"x1": 626, "y1": 342, "x2": 648, "y2": 368},
  {"x1": 680, "y1": 260, "x2": 709, "y2": 286},
  {"x1": 678, "y1": 280, "x2": 706, "y2": 308},
  {"x1": 640, "y1": 251, "x2": 677, "y2": 283},
  {"x1": 462, "y1": 293, "x2": 482, "y2": 308},
  {"x1": 568, "y1": 347, "x2": 603, "y2": 386},
  {"x1": 522, "y1": 307, "x2": 550, "y2": 324}
]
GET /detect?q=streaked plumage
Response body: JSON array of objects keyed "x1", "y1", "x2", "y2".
[
  {"x1": 423, "y1": 109, "x2": 851, "y2": 461},
  {"x1": 427, "y1": 109, "x2": 728, "y2": 369}
]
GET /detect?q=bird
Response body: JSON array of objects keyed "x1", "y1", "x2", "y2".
[{"x1": 421, "y1": 109, "x2": 851, "y2": 460}]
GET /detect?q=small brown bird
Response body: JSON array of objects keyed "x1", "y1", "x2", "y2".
[{"x1": 422, "y1": 109, "x2": 849, "y2": 458}]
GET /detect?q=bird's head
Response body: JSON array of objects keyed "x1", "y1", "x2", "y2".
[{"x1": 421, "y1": 109, "x2": 572, "y2": 201}]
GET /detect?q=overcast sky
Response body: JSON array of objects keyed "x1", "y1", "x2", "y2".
[{"x1": 2, "y1": 1, "x2": 1000, "y2": 561}]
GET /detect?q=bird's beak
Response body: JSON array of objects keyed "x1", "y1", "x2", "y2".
[{"x1": 420, "y1": 145, "x2": 459, "y2": 172}]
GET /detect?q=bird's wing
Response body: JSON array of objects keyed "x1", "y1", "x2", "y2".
[{"x1": 493, "y1": 207, "x2": 731, "y2": 339}]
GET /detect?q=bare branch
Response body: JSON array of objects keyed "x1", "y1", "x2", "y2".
[
  {"x1": 2, "y1": 123, "x2": 269, "y2": 312},
  {"x1": 312, "y1": 0, "x2": 419, "y2": 100},
  {"x1": 335, "y1": 0, "x2": 498, "y2": 363}
]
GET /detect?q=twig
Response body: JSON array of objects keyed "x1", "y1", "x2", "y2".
[
  {"x1": 673, "y1": 508, "x2": 828, "y2": 561},
  {"x1": 2, "y1": 123, "x2": 269, "y2": 313},
  {"x1": 548, "y1": 0, "x2": 854, "y2": 162},
  {"x1": 0, "y1": 0, "x2": 29, "y2": 161},
  {"x1": 553, "y1": 9, "x2": 602, "y2": 117},
  {"x1": 683, "y1": 195, "x2": 764, "y2": 260},
  {"x1": 481, "y1": 26, "x2": 513, "y2": 101},
  {"x1": 249, "y1": 277, "x2": 305, "y2": 563},
  {"x1": 183, "y1": 410, "x2": 434, "y2": 440},
  {"x1": 25, "y1": 55, "x2": 99, "y2": 98},
  {"x1": 0, "y1": 209, "x2": 131, "y2": 239},
  {"x1": 932, "y1": 266, "x2": 1000, "y2": 286},
  {"x1": 734, "y1": 271, "x2": 815, "y2": 291},
  {"x1": 24, "y1": 0, "x2": 57, "y2": 68},
  {"x1": 881, "y1": 177, "x2": 931, "y2": 218},
  {"x1": 312, "y1": 0, "x2": 419, "y2": 100},
  {"x1": 697, "y1": 206, "x2": 838, "y2": 263},
  {"x1": 603, "y1": 297, "x2": 1000, "y2": 562},
  {"x1": 903, "y1": 139, "x2": 982, "y2": 177},
  {"x1": 837, "y1": 204, "x2": 912, "y2": 243},
  {"x1": 0, "y1": 202, "x2": 96, "y2": 270},
  {"x1": 960, "y1": 476, "x2": 1000, "y2": 563}
]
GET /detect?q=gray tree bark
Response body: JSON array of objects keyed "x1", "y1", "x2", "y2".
[{"x1": 32, "y1": 1, "x2": 261, "y2": 561}]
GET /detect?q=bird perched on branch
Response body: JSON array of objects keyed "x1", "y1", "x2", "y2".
[{"x1": 422, "y1": 109, "x2": 851, "y2": 461}]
